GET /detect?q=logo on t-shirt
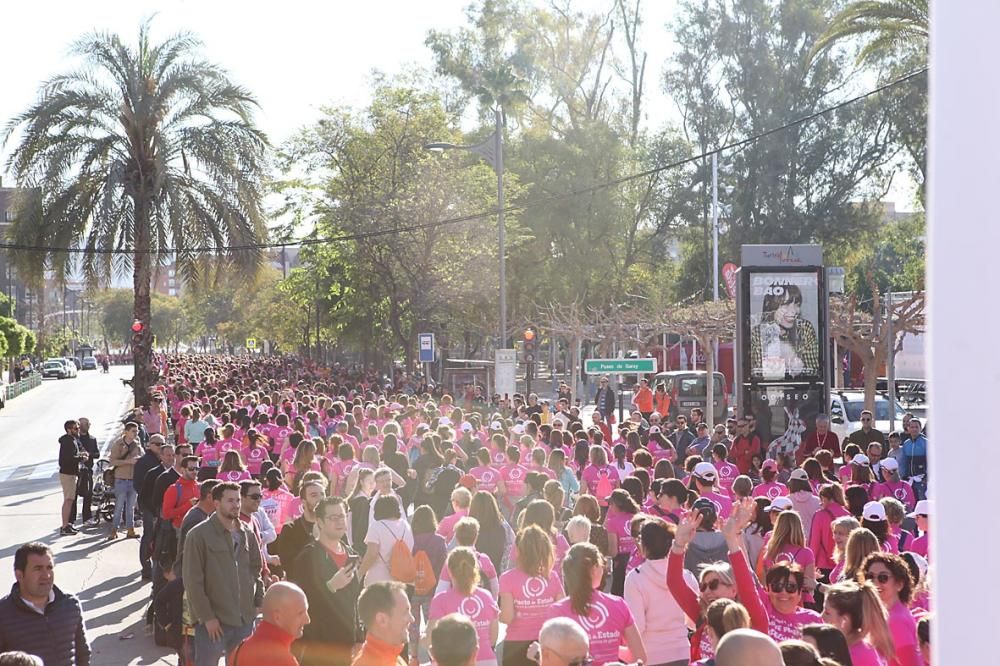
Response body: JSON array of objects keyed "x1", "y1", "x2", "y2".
[
  {"x1": 719, "y1": 465, "x2": 733, "y2": 478},
  {"x1": 522, "y1": 576, "x2": 548, "y2": 599},
  {"x1": 509, "y1": 468, "x2": 522, "y2": 480},
  {"x1": 481, "y1": 471, "x2": 495, "y2": 484},
  {"x1": 460, "y1": 594, "x2": 485, "y2": 619},
  {"x1": 767, "y1": 485, "x2": 782, "y2": 499},
  {"x1": 579, "y1": 600, "x2": 610, "y2": 632},
  {"x1": 894, "y1": 486, "x2": 909, "y2": 502}
]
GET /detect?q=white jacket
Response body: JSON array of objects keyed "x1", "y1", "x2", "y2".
[{"x1": 623, "y1": 557, "x2": 697, "y2": 665}]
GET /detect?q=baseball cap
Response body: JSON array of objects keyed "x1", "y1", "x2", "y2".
[
  {"x1": 908, "y1": 499, "x2": 932, "y2": 518},
  {"x1": 766, "y1": 496, "x2": 794, "y2": 513},
  {"x1": 490, "y1": 421, "x2": 503, "y2": 430},
  {"x1": 512, "y1": 424, "x2": 525, "y2": 435},
  {"x1": 439, "y1": 416, "x2": 451, "y2": 426},
  {"x1": 789, "y1": 468, "x2": 809, "y2": 482},
  {"x1": 691, "y1": 497, "x2": 718, "y2": 521},
  {"x1": 851, "y1": 453, "x2": 871, "y2": 467},
  {"x1": 862, "y1": 501, "x2": 887, "y2": 522},
  {"x1": 648, "y1": 425, "x2": 661, "y2": 435},
  {"x1": 761, "y1": 459, "x2": 778, "y2": 472},
  {"x1": 880, "y1": 457, "x2": 899, "y2": 472},
  {"x1": 458, "y1": 474, "x2": 476, "y2": 490},
  {"x1": 460, "y1": 422, "x2": 473, "y2": 433},
  {"x1": 693, "y1": 462, "x2": 718, "y2": 482}
]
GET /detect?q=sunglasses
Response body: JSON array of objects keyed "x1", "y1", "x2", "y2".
[
  {"x1": 245, "y1": 494, "x2": 263, "y2": 501},
  {"x1": 700, "y1": 579, "x2": 725, "y2": 593},
  {"x1": 187, "y1": 467, "x2": 200, "y2": 472},
  {"x1": 769, "y1": 582, "x2": 801, "y2": 594},
  {"x1": 865, "y1": 571, "x2": 893, "y2": 585}
]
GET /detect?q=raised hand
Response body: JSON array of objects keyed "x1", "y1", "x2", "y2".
[{"x1": 673, "y1": 510, "x2": 703, "y2": 550}]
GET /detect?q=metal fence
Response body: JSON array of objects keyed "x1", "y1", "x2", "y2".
[{"x1": 4, "y1": 373, "x2": 42, "y2": 401}]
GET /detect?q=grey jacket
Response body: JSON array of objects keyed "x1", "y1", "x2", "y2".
[{"x1": 182, "y1": 513, "x2": 264, "y2": 627}]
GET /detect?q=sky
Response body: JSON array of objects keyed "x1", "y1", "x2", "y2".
[{"x1": 0, "y1": 0, "x2": 916, "y2": 208}]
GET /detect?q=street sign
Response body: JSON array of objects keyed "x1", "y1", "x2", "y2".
[
  {"x1": 246, "y1": 338, "x2": 257, "y2": 349},
  {"x1": 418, "y1": 333, "x2": 435, "y2": 363},
  {"x1": 495, "y1": 349, "x2": 516, "y2": 398},
  {"x1": 584, "y1": 358, "x2": 657, "y2": 375}
]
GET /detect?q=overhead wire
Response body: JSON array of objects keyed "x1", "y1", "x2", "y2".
[{"x1": 0, "y1": 67, "x2": 927, "y2": 256}]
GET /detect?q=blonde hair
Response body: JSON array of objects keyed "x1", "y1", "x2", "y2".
[
  {"x1": 292, "y1": 439, "x2": 317, "y2": 473},
  {"x1": 454, "y1": 517, "x2": 480, "y2": 547},
  {"x1": 825, "y1": 581, "x2": 895, "y2": 662},
  {"x1": 831, "y1": 516, "x2": 861, "y2": 564},
  {"x1": 447, "y1": 547, "x2": 480, "y2": 596},
  {"x1": 764, "y1": 510, "x2": 806, "y2": 564},
  {"x1": 451, "y1": 487, "x2": 472, "y2": 509},
  {"x1": 842, "y1": 527, "x2": 880, "y2": 582},
  {"x1": 566, "y1": 515, "x2": 591, "y2": 544},
  {"x1": 879, "y1": 497, "x2": 906, "y2": 525},
  {"x1": 705, "y1": 598, "x2": 751, "y2": 641}
]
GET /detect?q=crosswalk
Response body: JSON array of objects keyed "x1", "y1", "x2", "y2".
[{"x1": 0, "y1": 460, "x2": 59, "y2": 483}]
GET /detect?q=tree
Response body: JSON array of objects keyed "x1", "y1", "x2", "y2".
[
  {"x1": 813, "y1": 0, "x2": 927, "y2": 67},
  {"x1": 829, "y1": 284, "x2": 924, "y2": 412},
  {"x1": 3, "y1": 20, "x2": 268, "y2": 402}
]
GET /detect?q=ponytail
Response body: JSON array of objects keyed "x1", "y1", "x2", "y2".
[
  {"x1": 447, "y1": 547, "x2": 480, "y2": 596},
  {"x1": 705, "y1": 598, "x2": 750, "y2": 640},
  {"x1": 826, "y1": 581, "x2": 895, "y2": 663}
]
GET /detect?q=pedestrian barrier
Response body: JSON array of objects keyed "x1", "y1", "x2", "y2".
[{"x1": 4, "y1": 373, "x2": 42, "y2": 401}]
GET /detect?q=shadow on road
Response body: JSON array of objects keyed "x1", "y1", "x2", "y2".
[{"x1": 89, "y1": 617, "x2": 175, "y2": 665}]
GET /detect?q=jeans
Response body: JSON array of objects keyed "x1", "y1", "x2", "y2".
[
  {"x1": 194, "y1": 621, "x2": 253, "y2": 666},
  {"x1": 409, "y1": 594, "x2": 432, "y2": 651},
  {"x1": 113, "y1": 479, "x2": 138, "y2": 530},
  {"x1": 139, "y1": 508, "x2": 156, "y2": 574}
]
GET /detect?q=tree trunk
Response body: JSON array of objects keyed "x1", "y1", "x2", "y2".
[
  {"x1": 862, "y1": 355, "x2": 879, "y2": 414},
  {"x1": 132, "y1": 196, "x2": 153, "y2": 406},
  {"x1": 704, "y1": 334, "x2": 716, "y2": 426},
  {"x1": 571, "y1": 335, "x2": 582, "y2": 405}
]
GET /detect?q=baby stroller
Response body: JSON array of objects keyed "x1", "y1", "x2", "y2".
[{"x1": 91, "y1": 459, "x2": 116, "y2": 523}]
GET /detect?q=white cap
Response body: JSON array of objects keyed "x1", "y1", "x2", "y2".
[
  {"x1": 439, "y1": 416, "x2": 451, "y2": 426},
  {"x1": 862, "y1": 501, "x2": 887, "y2": 522},
  {"x1": 851, "y1": 453, "x2": 871, "y2": 467},
  {"x1": 766, "y1": 496, "x2": 794, "y2": 513},
  {"x1": 648, "y1": 425, "x2": 661, "y2": 434},
  {"x1": 693, "y1": 462, "x2": 718, "y2": 482},
  {"x1": 490, "y1": 421, "x2": 503, "y2": 430},
  {"x1": 880, "y1": 457, "x2": 899, "y2": 472},
  {"x1": 512, "y1": 424, "x2": 525, "y2": 435},
  {"x1": 460, "y1": 422, "x2": 473, "y2": 432},
  {"x1": 908, "y1": 499, "x2": 932, "y2": 518},
  {"x1": 789, "y1": 468, "x2": 809, "y2": 482}
]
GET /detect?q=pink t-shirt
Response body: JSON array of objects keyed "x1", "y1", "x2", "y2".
[
  {"x1": 501, "y1": 464, "x2": 530, "y2": 500},
  {"x1": 713, "y1": 461, "x2": 740, "y2": 497},
  {"x1": 581, "y1": 465, "x2": 621, "y2": 498},
  {"x1": 197, "y1": 442, "x2": 221, "y2": 467},
  {"x1": 218, "y1": 438, "x2": 241, "y2": 455},
  {"x1": 699, "y1": 490, "x2": 734, "y2": 521},
  {"x1": 244, "y1": 446, "x2": 269, "y2": 475},
  {"x1": 763, "y1": 544, "x2": 815, "y2": 572},
  {"x1": 470, "y1": 465, "x2": 501, "y2": 494},
  {"x1": 330, "y1": 460, "x2": 358, "y2": 497},
  {"x1": 498, "y1": 568, "x2": 563, "y2": 641},
  {"x1": 436, "y1": 509, "x2": 469, "y2": 543},
  {"x1": 911, "y1": 533, "x2": 929, "y2": 559},
  {"x1": 887, "y1": 601, "x2": 921, "y2": 666},
  {"x1": 872, "y1": 481, "x2": 916, "y2": 512},
  {"x1": 429, "y1": 588, "x2": 499, "y2": 662},
  {"x1": 440, "y1": 552, "x2": 498, "y2": 587},
  {"x1": 547, "y1": 591, "x2": 635, "y2": 666},
  {"x1": 261, "y1": 488, "x2": 296, "y2": 532},
  {"x1": 752, "y1": 481, "x2": 790, "y2": 500},
  {"x1": 850, "y1": 641, "x2": 889, "y2": 666},
  {"x1": 760, "y1": 597, "x2": 822, "y2": 643},
  {"x1": 218, "y1": 470, "x2": 251, "y2": 483},
  {"x1": 605, "y1": 511, "x2": 636, "y2": 556}
]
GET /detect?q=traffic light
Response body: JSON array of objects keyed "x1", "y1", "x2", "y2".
[
  {"x1": 523, "y1": 326, "x2": 537, "y2": 364},
  {"x1": 131, "y1": 320, "x2": 144, "y2": 333}
]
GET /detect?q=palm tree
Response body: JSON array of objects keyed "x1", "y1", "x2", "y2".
[
  {"x1": 812, "y1": 0, "x2": 928, "y2": 66},
  {"x1": 3, "y1": 21, "x2": 267, "y2": 402}
]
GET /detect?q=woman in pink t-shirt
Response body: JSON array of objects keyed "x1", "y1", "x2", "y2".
[
  {"x1": 862, "y1": 552, "x2": 923, "y2": 666},
  {"x1": 604, "y1": 489, "x2": 640, "y2": 596},
  {"x1": 752, "y1": 460, "x2": 789, "y2": 500},
  {"x1": 217, "y1": 450, "x2": 251, "y2": 483},
  {"x1": 547, "y1": 542, "x2": 646, "y2": 666},
  {"x1": 470, "y1": 449, "x2": 501, "y2": 495},
  {"x1": 498, "y1": 446, "x2": 529, "y2": 514},
  {"x1": 871, "y1": 459, "x2": 916, "y2": 513},
  {"x1": 328, "y1": 442, "x2": 358, "y2": 497},
  {"x1": 498, "y1": 526, "x2": 563, "y2": 666},
  {"x1": 760, "y1": 510, "x2": 816, "y2": 604},
  {"x1": 580, "y1": 446, "x2": 620, "y2": 507},
  {"x1": 428, "y1": 548, "x2": 500, "y2": 666},
  {"x1": 242, "y1": 429, "x2": 270, "y2": 476},
  {"x1": 823, "y1": 580, "x2": 894, "y2": 666}
]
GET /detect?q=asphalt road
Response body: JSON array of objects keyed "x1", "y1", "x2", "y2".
[{"x1": 0, "y1": 365, "x2": 175, "y2": 665}]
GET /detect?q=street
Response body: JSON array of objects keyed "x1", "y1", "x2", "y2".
[{"x1": 0, "y1": 365, "x2": 174, "y2": 665}]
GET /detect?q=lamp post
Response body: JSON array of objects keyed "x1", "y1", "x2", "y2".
[{"x1": 425, "y1": 108, "x2": 506, "y2": 348}]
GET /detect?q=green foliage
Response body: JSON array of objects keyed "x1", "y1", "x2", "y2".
[
  {"x1": 813, "y1": 0, "x2": 927, "y2": 67},
  {"x1": 844, "y1": 213, "x2": 925, "y2": 306},
  {"x1": 21, "y1": 328, "x2": 36, "y2": 355},
  {"x1": 0, "y1": 318, "x2": 29, "y2": 358},
  {"x1": 0, "y1": 293, "x2": 13, "y2": 319}
]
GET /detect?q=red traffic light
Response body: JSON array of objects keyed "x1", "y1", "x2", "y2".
[
  {"x1": 523, "y1": 329, "x2": 535, "y2": 341},
  {"x1": 131, "y1": 320, "x2": 144, "y2": 333}
]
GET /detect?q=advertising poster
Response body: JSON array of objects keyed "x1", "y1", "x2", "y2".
[
  {"x1": 747, "y1": 272, "x2": 822, "y2": 381},
  {"x1": 743, "y1": 385, "x2": 826, "y2": 453}
]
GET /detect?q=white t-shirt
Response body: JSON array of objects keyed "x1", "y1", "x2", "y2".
[{"x1": 364, "y1": 518, "x2": 414, "y2": 585}]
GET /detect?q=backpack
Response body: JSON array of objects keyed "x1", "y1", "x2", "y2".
[
  {"x1": 152, "y1": 482, "x2": 183, "y2": 564},
  {"x1": 413, "y1": 549, "x2": 437, "y2": 595},
  {"x1": 595, "y1": 468, "x2": 613, "y2": 502},
  {"x1": 382, "y1": 521, "x2": 417, "y2": 583}
]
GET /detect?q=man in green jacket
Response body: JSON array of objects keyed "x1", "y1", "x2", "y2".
[{"x1": 182, "y1": 481, "x2": 263, "y2": 666}]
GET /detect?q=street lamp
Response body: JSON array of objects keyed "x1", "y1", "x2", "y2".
[{"x1": 425, "y1": 108, "x2": 507, "y2": 348}]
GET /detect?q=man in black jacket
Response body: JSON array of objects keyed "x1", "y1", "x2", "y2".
[
  {"x1": 292, "y1": 497, "x2": 360, "y2": 666},
  {"x1": 134, "y1": 434, "x2": 166, "y2": 579},
  {"x1": 0, "y1": 542, "x2": 90, "y2": 665},
  {"x1": 57, "y1": 420, "x2": 87, "y2": 536},
  {"x1": 69, "y1": 418, "x2": 101, "y2": 527},
  {"x1": 273, "y1": 480, "x2": 324, "y2": 582}
]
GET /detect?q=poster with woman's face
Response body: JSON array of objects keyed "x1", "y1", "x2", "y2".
[{"x1": 747, "y1": 272, "x2": 821, "y2": 381}]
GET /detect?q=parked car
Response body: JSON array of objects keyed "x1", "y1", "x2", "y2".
[
  {"x1": 64, "y1": 356, "x2": 81, "y2": 371},
  {"x1": 650, "y1": 370, "x2": 729, "y2": 421},
  {"x1": 45, "y1": 358, "x2": 77, "y2": 378},
  {"x1": 41, "y1": 360, "x2": 70, "y2": 379},
  {"x1": 829, "y1": 390, "x2": 907, "y2": 440},
  {"x1": 81, "y1": 356, "x2": 98, "y2": 370}
]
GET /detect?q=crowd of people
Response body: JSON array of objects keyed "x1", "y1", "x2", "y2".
[{"x1": 1, "y1": 354, "x2": 933, "y2": 666}]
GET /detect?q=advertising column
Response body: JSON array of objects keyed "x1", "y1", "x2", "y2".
[{"x1": 735, "y1": 246, "x2": 829, "y2": 460}]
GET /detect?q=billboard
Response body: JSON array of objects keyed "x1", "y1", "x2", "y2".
[{"x1": 747, "y1": 272, "x2": 822, "y2": 382}]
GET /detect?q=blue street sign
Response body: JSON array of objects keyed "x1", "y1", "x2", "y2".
[{"x1": 418, "y1": 333, "x2": 435, "y2": 363}]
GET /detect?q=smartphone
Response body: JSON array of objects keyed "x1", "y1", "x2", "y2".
[{"x1": 344, "y1": 555, "x2": 360, "y2": 571}]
